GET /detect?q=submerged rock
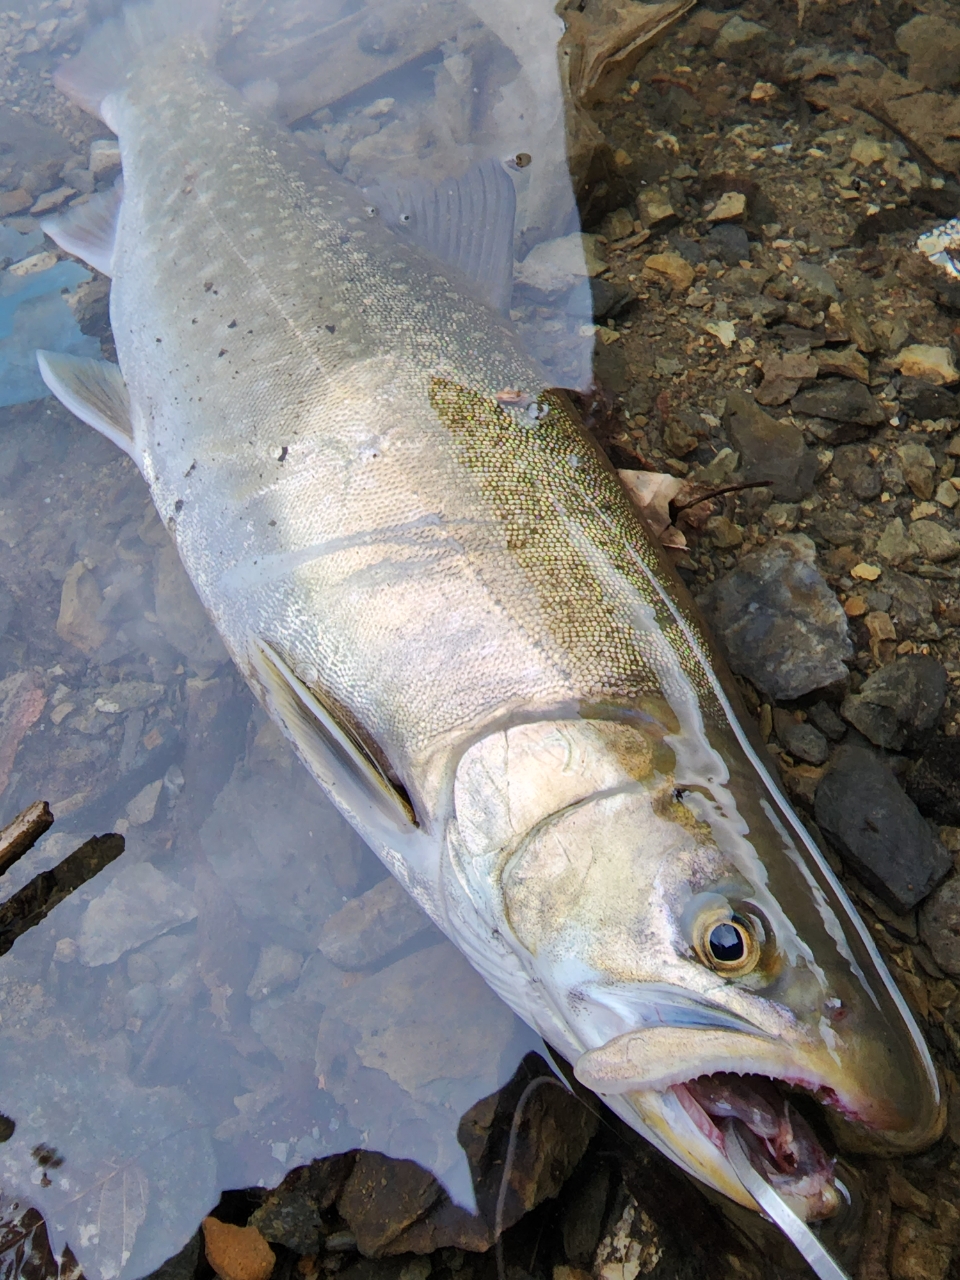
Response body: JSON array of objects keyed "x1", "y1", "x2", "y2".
[
  {"x1": 907, "y1": 737, "x2": 960, "y2": 826},
  {"x1": 722, "y1": 390, "x2": 816, "y2": 501},
  {"x1": 317, "y1": 874, "x2": 433, "y2": 970},
  {"x1": 840, "y1": 656, "x2": 947, "y2": 750},
  {"x1": 920, "y1": 877, "x2": 960, "y2": 977},
  {"x1": 815, "y1": 744, "x2": 951, "y2": 913},
  {"x1": 697, "y1": 535, "x2": 852, "y2": 700}
]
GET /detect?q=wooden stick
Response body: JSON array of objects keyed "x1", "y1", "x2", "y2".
[{"x1": 0, "y1": 800, "x2": 54, "y2": 878}]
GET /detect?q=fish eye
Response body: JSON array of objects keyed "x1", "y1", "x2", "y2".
[{"x1": 694, "y1": 911, "x2": 760, "y2": 976}]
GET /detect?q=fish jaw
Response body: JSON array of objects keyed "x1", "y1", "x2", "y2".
[{"x1": 574, "y1": 1022, "x2": 942, "y2": 1220}]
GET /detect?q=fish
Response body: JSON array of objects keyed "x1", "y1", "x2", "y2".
[{"x1": 36, "y1": 1, "x2": 943, "y2": 1270}]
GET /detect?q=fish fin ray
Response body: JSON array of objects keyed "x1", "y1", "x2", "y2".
[
  {"x1": 54, "y1": 0, "x2": 220, "y2": 120},
  {"x1": 371, "y1": 159, "x2": 517, "y2": 314},
  {"x1": 251, "y1": 640, "x2": 418, "y2": 836},
  {"x1": 36, "y1": 351, "x2": 139, "y2": 465},
  {"x1": 41, "y1": 182, "x2": 122, "y2": 277}
]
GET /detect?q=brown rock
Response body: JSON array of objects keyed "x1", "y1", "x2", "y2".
[
  {"x1": 755, "y1": 353, "x2": 818, "y2": 406},
  {"x1": 898, "y1": 442, "x2": 937, "y2": 500},
  {"x1": 889, "y1": 1171, "x2": 934, "y2": 1219},
  {"x1": 56, "y1": 561, "x2": 109, "y2": 654},
  {"x1": 0, "y1": 673, "x2": 46, "y2": 798},
  {"x1": 317, "y1": 875, "x2": 432, "y2": 969},
  {"x1": 202, "y1": 1219, "x2": 275, "y2": 1280},
  {"x1": 912, "y1": 520, "x2": 960, "y2": 563},
  {"x1": 890, "y1": 1213, "x2": 952, "y2": 1280},
  {"x1": 642, "y1": 252, "x2": 694, "y2": 292},
  {"x1": 920, "y1": 876, "x2": 960, "y2": 977},
  {"x1": 0, "y1": 189, "x2": 31, "y2": 216},
  {"x1": 338, "y1": 1153, "x2": 442, "y2": 1256},
  {"x1": 816, "y1": 345, "x2": 870, "y2": 384},
  {"x1": 28, "y1": 185, "x2": 76, "y2": 215}
]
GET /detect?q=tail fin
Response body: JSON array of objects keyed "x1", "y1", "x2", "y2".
[{"x1": 54, "y1": 0, "x2": 220, "y2": 121}]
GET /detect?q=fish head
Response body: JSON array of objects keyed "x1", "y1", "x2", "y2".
[{"x1": 451, "y1": 712, "x2": 943, "y2": 1221}]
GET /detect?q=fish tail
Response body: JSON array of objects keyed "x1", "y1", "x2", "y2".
[{"x1": 54, "y1": 0, "x2": 220, "y2": 122}]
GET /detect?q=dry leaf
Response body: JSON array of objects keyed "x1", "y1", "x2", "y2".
[{"x1": 560, "y1": 0, "x2": 696, "y2": 107}]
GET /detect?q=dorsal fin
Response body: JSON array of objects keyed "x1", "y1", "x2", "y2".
[
  {"x1": 251, "y1": 640, "x2": 417, "y2": 836},
  {"x1": 36, "y1": 351, "x2": 139, "y2": 466},
  {"x1": 40, "y1": 182, "x2": 122, "y2": 277},
  {"x1": 369, "y1": 159, "x2": 517, "y2": 315}
]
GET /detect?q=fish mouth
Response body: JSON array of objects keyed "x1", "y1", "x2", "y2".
[{"x1": 671, "y1": 1072, "x2": 841, "y2": 1220}]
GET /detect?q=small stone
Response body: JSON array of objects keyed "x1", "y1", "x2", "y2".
[
  {"x1": 898, "y1": 377, "x2": 958, "y2": 421},
  {"x1": 851, "y1": 562, "x2": 881, "y2": 581},
  {"x1": 774, "y1": 711, "x2": 829, "y2": 765},
  {"x1": 126, "y1": 778, "x2": 163, "y2": 826},
  {"x1": 636, "y1": 189, "x2": 676, "y2": 229},
  {"x1": 602, "y1": 207, "x2": 636, "y2": 240},
  {"x1": 845, "y1": 595, "x2": 868, "y2": 617},
  {"x1": 749, "y1": 80, "x2": 778, "y2": 103},
  {"x1": 877, "y1": 517, "x2": 920, "y2": 565},
  {"x1": 807, "y1": 700, "x2": 846, "y2": 741},
  {"x1": 832, "y1": 444, "x2": 882, "y2": 501},
  {"x1": 697, "y1": 535, "x2": 853, "y2": 701},
  {"x1": 841, "y1": 656, "x2": 947, "y2": 749},
  {"x1": 911, "y1": 519, "x2": 960, "y2": 562},
  {"x1": 908, "y1": 737, "x2": 960, "y2": 826},
  {"x1": 850, "y1": 137, "x2": 887, "y2": 166},
  {"x1": 894, "y1": 344, "x2": 960, "y2": 386},
  {"x1": 815, "y1": 345, "x2": 870, "y2": 384},
  {"x1": 703, "y1": 515, "x2": 743, "y2": 548},
  {"x1": 937, "y1": 480, "x2": 959, "y2": 508},
  {"x1": 514, "y1": 234, "x2": 605, "y2": 292},
  {"x1": 755, "y1": 353, "x2": 818, "y2": 407},
  {"x1": 897, "y1": 442, "x2": 937, "y2": 500},
  {"x1": 706, "y1": 190, "x2": 747, "y2": 223},
  {"x1": 202, "y1": 1219, "x2": 275, "y2": 1280},
  {"x1": 911, "y1": 501, "x2": 939, "y2": 520},
  {"x1": 922, "y1": 878, "x2": 960, "y2": 976},
  {"x1": 713, "y1": 15, "x2": 771, "y2": 59},
  {"x1": 78, "y1": 862, "x2": 198, "y2": 966},
  {"x1": 948, "y1": 435, "x2": 960, "y2": 457},
  {"x1": 0, "y1": 190, "x2": 31, "y2": 216},
  {"x1": 247, "y1": 944, "x2": 303, "y2": 1000},
  {"x1": 815, "y1": 744, "x2": 952, "y2": 914},
  {"x1": 28, "y1": 185, "x2": 76, "y2": 215},
  {"x1": 723, "y1": 390, "x2": 816, "y2": 500},
  {"x1": 896, "y1": 14, "x2": 960, "y2": 91},
  {"x1": 791, "y1": 379, "x2": 885, "y2": 426},
  {"x1": 889, "y1": 1171, "x2": 934, "y2": 1219},
  {"x1": 890, "y1": 1213, "x2": 952, "y2": 1280},
  {"x1": 56, "y1": 562, "x2": 109, "y2": 654},
  {"x1": 7, "y1": 250, "x2": 59, "y2": 276},
  {"x1": 89, "y1": 138, "x2": 121, "y2": 176},
  {"x1": 317, "y1": 874, "x2": 431, "y2": 970},
  {"x1": 643, "y1": 252, "x2": 695, "y2": 292}
]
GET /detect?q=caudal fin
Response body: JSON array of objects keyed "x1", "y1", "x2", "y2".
[{"x1": 54, "y1": 0, "x2": 220, "y2": 121}]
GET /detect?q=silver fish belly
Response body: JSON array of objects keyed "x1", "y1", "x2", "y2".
[{"x1": 37, "y1": 2, "x2": 943, "y2": 1246}]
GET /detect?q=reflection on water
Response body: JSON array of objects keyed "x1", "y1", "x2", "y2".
[{"x1": 0, "y1": 0, "x2": 607, "y2": 1273}]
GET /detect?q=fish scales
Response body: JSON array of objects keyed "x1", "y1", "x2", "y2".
[
  {"x1": 36, "y1": 6, "x2": 945, "y2": 1270},
  {"x1": 116, "y1": 59, "x2": 715, "y2": 802}
]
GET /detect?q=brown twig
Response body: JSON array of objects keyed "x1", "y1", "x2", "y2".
[
  {"x1": 672, "y1": 479, "x2": 772, "y2": 515},
  {"x1": 0, "y1": 800, "x2": 54, "y2": 878}
]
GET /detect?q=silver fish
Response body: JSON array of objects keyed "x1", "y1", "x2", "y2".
[{"x1": 37, "y1": 0, "x2": 942, "y2": 1262}]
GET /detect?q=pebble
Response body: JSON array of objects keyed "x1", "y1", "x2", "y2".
[
  {"x1": 125, "y1": 778, "x2": 163, "y2": 826},
  {"x1": 877, "y1": 517, "x2": 920, "y2": 565},
  {"x1": 317, "y1": 874, "x2": 431, "y2": 969},
  {"x1": 636, "y1": 190, "x2": 676, "y2": 229},
  {"x1": 701, "y1": 223, "x2": 750, "y2": 266},
  {"x1": 713, "y1": 15, "x2": 771, "y2": 59},
  {"x1": 56, "y1": 562, "x2": 109, "y2": 655},
  {"x1": 897, "y1": 377, "x2": 958, "y2": 421},
  {"x1": 897, "y1": 442, "x2": 937, "y2": 500},
  {"x1": 89, "y1": 138, "x2": 121, "y2": 176},
  {"x1": 911, "y1": 519, "x2": 960, "y2": 563},
  {"x1": 840, "y1": 655, "x2": 947, "y2": 750},
  {"x1": 202, "y1": 1219, "x2": 275, "y2": 1280},
  {"x1": 697, "y1": 534, "x2": 853, "y2": 701},
  {"x1": 642, "y1": 252, "x2": 694, "y2": 292},
  {"x1": 791, "y1": 379, "x2": 886, "y2": 426},
  {"x1": 0, "y1": 190, "x2": 31, "y2": 216},
  {"x1": 816, "y1": 345, "x2": 870, "y2": 384},
  {"x1": 896, "y1": 14, "x2": 960, "y2": 91},
  {"x1": 246, "y1": 944, "x2": 303, "y2": 1000},
  {"x1": 814, "y1": 743, "x2": 952, "y2": 913},
  {"x1": 773, "y1": 710, "x2": 829, "y2": 765},
  {"x1": 722, "y1": 390, "x2": 816, "y2": 500},
  {"x1": 807, "y1": 700, "x2": 846, "y2": 741},
  {"x1": 831, "y1": 444, "x2": 882, "y2": 501},
  {"x1": 908, "y1": 737, "x2": 960, "y2": 826},
  {"x1": 706, "y1": 191, "x2": 747, "y2": 223},
  {"x1": 514, "y1": 234, "x2": 605, "y2": 293},
  {"x1": 894, "y1": 344, "x2": 960, "y2": 386},
  {"x1": 937, "y1": 480, "x2": 959, "y2": 508},
  {"x1": 28, "y1": 186, "x2": 76, "y2": 215},
  {"x1": 920, "y1": 877, "x2": 960, "y2": 977}
]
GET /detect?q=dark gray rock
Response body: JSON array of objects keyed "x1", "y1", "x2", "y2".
[
  {"x1": 815, "y1": 744, "x2": 952, "y2": 913},
  {"x1": 830, "y1": 444, "x2": 881, "y2": 501},
  {"x1": 590, "y1": 277, "x2": 634, "y2": 320},
  {"x1": 807, "y1": 701, "x2": 846, "y2": 741},
  {"x1": 722, "y1": 391, "x2": 817, "y2": 501},
  {"x1": 250, "y1": 1156, "x2": 355, "y2": 1254},
  {"x1": 920, "y1": 878, "x2": 960, "y2": 977},
  {"x1": 840, "y1": 656, "x2": 947, "y2": 749},
  {"x1": 814, "y1": 510, "x2": 862, "y2": 547},
  {"x1": 907, "y1": 737, "x2": 960, "y2": 826},
  {"x1": 897, "y1": 377, "x2": 959, "y2": 422},
  {"x1": 791, "y1": 379, "x2": 885, "y2": 426},
  {"x1": 317, "y1": 874, "x2": 432, "y2": 970},
  {"x1": 697, "y1": 534, "x2": 853, "y2": 701},
  {"x1": 702, "y1": 223, "x2": 750, "y2": 266},
  {"x1": 776, "y1": 717, "x2": 829, "y2": 765},
  {"x1": 142, "y1": 1233, "x2": 201, "y2": 1280},
  {"x1": 883, "y1": 569, "x2": 934, "y2": 633}
]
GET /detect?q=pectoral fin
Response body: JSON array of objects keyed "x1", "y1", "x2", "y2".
[
  {"x1": 40, "y1": 181, "x2": 122, "y2": 277},
  {"x1": 36, "y1": 351, "x2": 139, "y2": 466},
  {"x1": 251, "y1": 640, "x2": 417, "y2": 836}
]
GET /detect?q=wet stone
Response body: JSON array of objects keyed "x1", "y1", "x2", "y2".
[
  {"x1": 807, "y1": 701, "x2": 846, "y2": 741},
  {"x1": 890, "y1": 1211, "x2": 953, "y2": 1280},
  {"x1": 774, "y1": 713, "x2": 829, "y2": 765},
  {"x1": 814, "y1": 744, "x2": 952, "y2": 913},
  {"x1": 700, "y1": 223, "x2": 749, "y2": 266},
  {"x1": 791, "y1": 379, "x2": 886, "y2": 427},
  {"x1": 908, "y1": 737, "x2": 960, "y2": 826},
  {"x1": 317, "y1": 874, "x2": 432, "y2": 970},
  {"x1": 894, "y1": 344, "x2": 960, "y2": 387},
  {"x1": 246, "y1": 943, "x2": 303, "y2": 1000},
  {"x1": 831, "y1": 444, "x2": 881, "y2": 501},
  {"x1": 878, "y1": 518, "x2": 920, "y2": 566},
  {"x1": 722, "y1": 390, "x2": 816, "y2": 501},
  {"x1": 713, "y1": 15, "x2": 771, "y2": 59},
  {"x1": 898, "y1": 442, "x2": 937, "y2": 500},
  {"x1": 840, "y1": 656, "x2": 948, "y2": 750},
  {"x1": 912, "y1": 520, "x2": 960, "y2": 563},
  {"x1": 697, "y1": 535, "x2": 853, "y2": 701},
  {"x1": 897, "y1": 14, "x2": 960, "y2": 90},
  {"x1": 921, "y1": 877, "x2": 960, "y2": 978},
  {"x1": 202, "y1": 1219, "x2": 275, "y2": 1280},
  {"x1": 898, "y1": 377, "x2": 959, "y2": 422}
]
